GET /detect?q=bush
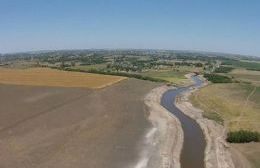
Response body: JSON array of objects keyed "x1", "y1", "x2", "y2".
[
  {"x1": 204, "y1": 74, "x2": 232, "y2": 83},
  {"x1": 227, "y1": 130, "x2": 260, "y2": 143}
]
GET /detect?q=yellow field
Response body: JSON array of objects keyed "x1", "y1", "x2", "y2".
[
  {"x1": 0, "y1": 68, "x2": 126, "y2": 89},
  {"x1": 190, "y1": 83, "x2": 260, "y2": 132}
]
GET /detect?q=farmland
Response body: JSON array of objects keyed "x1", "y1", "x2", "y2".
[
  {"x1": 0, "y1": 68, "x2": 126, "y2": 89},
  {"x1": 0, "y1": 78, "x2": 158, "y2": 168}
]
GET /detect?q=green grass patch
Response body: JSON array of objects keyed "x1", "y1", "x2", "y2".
[
  {"x1": 203, "y1": 112, "x2": 224, "y2": 125},
  {"x1": 141, "y1": 70, "x2": 188, "y2": 85}
]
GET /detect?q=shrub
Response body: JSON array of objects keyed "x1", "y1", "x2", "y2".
[
  {"x1": 204, "y1": 74, "x2": 232, "y2": 83},
  {"x1": 226, "y1": 130, "x2": 260, "y2": 143}
]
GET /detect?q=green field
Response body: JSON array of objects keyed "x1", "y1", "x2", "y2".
[
  {"x1": 222, "y1": 60, "x2": 260, "y2": 71},
  {"x1": 141, "y1": 70, "x2": 190, "y2": 85}
]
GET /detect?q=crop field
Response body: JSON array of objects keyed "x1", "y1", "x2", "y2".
[
  {"x1": 0, "y1": 68, "x2": 126, "y2": 89},
  {"x1": 190, "y1": 83, "x2": 260, "y2": 132}
]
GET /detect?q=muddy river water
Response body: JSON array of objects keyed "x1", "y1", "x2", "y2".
[{"x1": 161, "y1": 76, "x2": 206, "y2": 168}]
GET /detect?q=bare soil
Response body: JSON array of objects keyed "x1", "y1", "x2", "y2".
[{"x1": 0, "y1": 78, "x2": 158, "y2": 168}]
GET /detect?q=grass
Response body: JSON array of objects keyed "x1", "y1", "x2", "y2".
[
  {"x1": 190, "y1": 83, "x2": 260, "y2": 132},
  {"x1": 141, "y1": 70, "x2": 190, "y2": 85},
  {"x1": 222, "y1": 60, "x2": 260, "y2": 71},
  {"x1": 202, "y1": 112, "x2": 224, "y2": 125},
  {"x1": 0, "y1": 67, "x2": 126, "y2": 89},
  {"x1": 139, "y1": 64, "x2": 203, "y2": 85}
]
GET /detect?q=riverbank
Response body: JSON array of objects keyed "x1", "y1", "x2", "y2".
[
  {"x1": 137, "y1": 86, "x2": 183, "y2": 168},
  {"x1": 175, "y1": 77, "x2": 250, "y2": 168}
]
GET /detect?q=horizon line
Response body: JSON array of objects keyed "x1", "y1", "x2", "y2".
[{"x1": 0, "y1": 48, "x2": 259, "y2": 58}]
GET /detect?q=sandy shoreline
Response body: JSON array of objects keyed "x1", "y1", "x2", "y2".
[{"x1": 134, "y1": 86, "x2": 183, "y2": 168}]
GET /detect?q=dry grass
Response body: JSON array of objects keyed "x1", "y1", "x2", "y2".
[
  {"x1": 190, "y1": 76, "x2": 260, "y2": 168},
  {"x1": 0, "y1": 68, "x2": 126, "y2": 89},
  {"x1": 190, "y1": 83, "x2": 260, "y2": 132},
  {"x1": 229, "y1": 69, "x2": 260, "y2": 86}
]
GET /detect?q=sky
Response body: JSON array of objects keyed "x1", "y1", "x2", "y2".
[{"x1": 0, "y1": 0, "x2": 259, "y2": 56}]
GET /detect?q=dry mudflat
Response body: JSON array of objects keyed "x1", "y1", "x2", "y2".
[{"x1": 0, "y1": 78, "x2": 158, "y2": 168}]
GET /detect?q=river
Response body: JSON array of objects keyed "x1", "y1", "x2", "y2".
[{"x1": 161, "y1": 76, "x2": 206, "y2": 168}]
